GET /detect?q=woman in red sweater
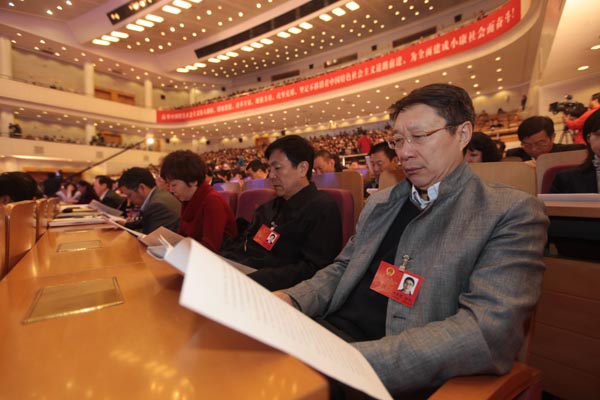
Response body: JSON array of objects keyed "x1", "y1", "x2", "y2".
[{"x1": 160, "y1": 150, "x2": 237, "y2": 252}]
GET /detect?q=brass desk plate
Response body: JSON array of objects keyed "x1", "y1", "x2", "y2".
[
  {"x1": 23, "y1": 277, "x2": 124, "y2": 324},
  {"x1": 57, "y1": 240, "x2": 102, "y2": 252}
]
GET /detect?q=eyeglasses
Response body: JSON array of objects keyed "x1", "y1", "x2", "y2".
[
  {"x1": 521, "y1": 138, "x2": 551, "y2": 149},
  {"x1": 387, "y1": 125, "x2": 457, "y2": 150}
]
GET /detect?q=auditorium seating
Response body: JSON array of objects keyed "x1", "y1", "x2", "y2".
[
  {"x1": 528, "y1": 256, "x2": 600, "y2": 399},
  {"x1": 539, "y1": 163, "x2": 578, "y2": 193},
  {"x1": 0, "y1": 206, "x2": 5, "y2": 280},
  {"x1": 430, "y1": 362, "x2": 542, "y2": 400},
  {"x1": 35, "y1": 198, "x2": 49, "y2": 241},
  {"x1": 320, "y1": 188, "x2": 355, "y2": 247},
  {"x1": 242, "y1": 178, "x2": 273, "y2": 191},
  {"x1": 46, "y1": 197, "x2": 61, "y2": 219},
  {"x1": 236, "y1": 189, "x2": 276, "y2": 223},
  {"x1": 4, "y1": 200, "x2": 37, "y2": 274},
  {"x1": 470, "y1": 162, "x2": 537, "y2": 196},
  {"x1": 312, "y1": 171, "x2": 364, "y2": 226},
  {"x1": 213, "y1": 181, "x2": 242, "y2": 192},
  {"x1": 535, "y1": 150, "x2": 587, "y2": 193},
  {"x1": 378, "y1": 169, "x2": 406, "y2": 190},
  {"x1": 217, "y1": 191, "x2": 238, "y2": 216}
]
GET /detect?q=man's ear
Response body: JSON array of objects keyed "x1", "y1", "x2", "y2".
[
  {"x1": 458, "y1": 122, "x2": 473, "y2": 149},
  {"x1": 298, "y1": 161, "x2": 309, "y2": 177}
]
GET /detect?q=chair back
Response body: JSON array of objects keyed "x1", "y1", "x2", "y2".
[
  {"x1": 36, "y1": 198, "x2": 49, "y2": 240},
  {"x1": 236, "y1": 189, "x2": 276, "y2": 223},
  {"x1": 213, "y1": 181, "x2": 242, "y2": 193},
  {"x1": 320, "y1": 188, "x2": 355, "y2": 247},
  {"x1": 378, "y1": 169, "x2": 405, "y2": 190},
  {"x1": 539, "y1": 164, "x2": 579, "y2": 194},
  {"x1": 217, "y1": 191, "x2": 238, "y2": 215},
  {"x1": 46, "y1": 197, "x2": 61, "y2": 219},
  {"x1": 469, "y1": 162, "x2": 537, "y2": 196},
  {"x1": 528, "y1": 256, "x2": 600, "y2": 399},
  {"x1": 4, "y1": 200, "x2": 37, "y2": 273},
  {"x1": 0, "y1": 206, "x2": 5, "y2": 280},
  {"x1": 535, "y1": 150, "x2": 587, "y2": 193},
  {"x1": 243, "y1": 178, "x2": 273, "y2": 191},
  {"x1": 313, "y1": 171, "x2": 364, "y2": 226}
]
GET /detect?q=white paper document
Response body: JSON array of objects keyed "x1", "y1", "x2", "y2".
[{"x1": 167, "y1": 238, "x2": 392, "y2": 400}]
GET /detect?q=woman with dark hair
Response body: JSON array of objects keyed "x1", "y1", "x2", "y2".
[
  {"x1": 75, "y1": 180, "x2": 99, "y2": 204},
  {"x1": 463, "y1": 131, "x2": 502, "y2": 162},
  {"x1": 160, "y1": 150, "x2": 237, "y2": 252},
  {"x1": 0, "y1": 172, "x2": 43, "y2": 205},
  {"x1": 551, "y1": 108, "x2": 600, "y2": 193}
]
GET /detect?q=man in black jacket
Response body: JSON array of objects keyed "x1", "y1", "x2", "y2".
[
  {"x1": 220, "y1": 135, "x2": 342, "y2": 291},
  {"x1": 506, "y1": 116, "x2": 585, "y2": 163}
]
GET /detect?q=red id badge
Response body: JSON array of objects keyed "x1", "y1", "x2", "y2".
[
  {"x1": 253, "y1": 224, "x2": 280, "y2": 251},
  {"x1": 370, "y1": 261, "x2": 423, "y2": 308}
]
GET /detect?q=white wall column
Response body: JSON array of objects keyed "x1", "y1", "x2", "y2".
[
  {"x1": 0, "y1": 36, "x2": 13, "y2": 80},
  {"x1": 144, "y1": 79, "x2": 153, "y2": 108},
  {"x1": 83, "y1": 62, "x2": 94, "y2": 96},
  {"x1": 85, "y1": 122, "x2": 95, "y2": 144},
  {"x1": 0, "y1": 109, "x2": 14, "y2": 137},
  {"x1": 189, "y1": 88, "x2": 196, "y2": 105}
]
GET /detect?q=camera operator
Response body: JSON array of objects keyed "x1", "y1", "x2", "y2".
[{"x1": 563, "y1": 93, "x2": 600, "y2": 144}]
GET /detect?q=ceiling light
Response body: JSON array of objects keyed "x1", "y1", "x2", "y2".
[
  {"x1": 299, "y1": 22, "x2": 313, "y2": 30},
  {"x1": 101, "y1": 35, "x2": 120, "y2": 42},
  {"x1": 126, "y1": 24, "x2": 145, "y2": 32},
  {"x1": 319, "y1": 13, "x2": 333, "y2": 22},
  {"x1": 226, "y1": 51, "x2": 239, "y2": 57},
  {"x1": 470, "y1": 74, "x2": 476, "y2": 79},
  {"x1": 186, "y1": 65, "x2": 197, "y2": 70},
  {"x1": 208, "y1": 57, "x2": 221, "y2": 63},
  {"x1": 189, "y1": 0, "x2": 202, "y2": 3},
  {"x1": 332, "y1": 7, "x2": 346, "y2": 16},
  {"x1": 288, "y1": 27, "x2": 302, "y2": 34},
  {"x1": 92, "y1": 39, "x2": 111, "y2": 46},
  {"x1": 473, "y1": 83, "x2": 479, "y2": 88},
  {"x1": 277, "y1": 31, "x2": 291, "y2": 38},
  {"x1": 498, "y1": 86, "x2": 504, "y2": 90},
  {"x1": 250, "y1": 42, "x2": 263, "y2": 48},
  {"x1": 591, "y1": 44, "x2": 600, "y2": 50},
  {"x1": 145, "y1": 14, "x2": 164, "y2": 23},
  {"x1": 176, "y1": 68, "x2": 188, "y2": 73},
  {"x1": 346, "y1": 1, "x2": 360, "y2": 11},
  {"x1": 217, "y1": 54, "x2": 230, "y2": 60},
  {"x1": 577, "y1": 65, "x2": 589, "y2": 71},
  {"x1": 194, "y1": 62, "x2": 206, "y2": 68},
  {"x1": 162, "y1": 5, "x2": 181, "y2": 14},
  {"x1": 111, "y1": 31, "x2": 129, "y2": 38},
  {"x1": 495, "y1": 56, "x2": 501, "y2": 61},
  {"x1": 173, "y1": 0, "x2": 192, "y2": 9},
  {"x1": 136, "y1": 19, "x2": 154, "y2": 27},
  {"x1": 496, "y1": 68, "x2": 502, "y2": 72},
  {"x1": 260, "y1": 38, "x2": 273, "y2": 45}
]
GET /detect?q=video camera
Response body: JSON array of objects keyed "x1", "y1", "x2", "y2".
[{"x1": 549, "y1": 95, "x2": 586, "y2": 117}]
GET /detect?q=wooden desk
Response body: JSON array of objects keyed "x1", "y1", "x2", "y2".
[
  {"x1": 0, "y1": 229, "x2": 327, "y2": 399},
  {"x1": 544, "y1": 201, "x2": 600, "y2": 219}
]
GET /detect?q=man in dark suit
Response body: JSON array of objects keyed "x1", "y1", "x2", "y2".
[
  {"x1": 118, "y1": 168, "x2": 181, "y2": 234},
  {"x1": 93, "y1": 175, "x2": 125, "y2": 210},
  {"x1": 506, "y1": 116, "x2": 585, "y2": 163}
]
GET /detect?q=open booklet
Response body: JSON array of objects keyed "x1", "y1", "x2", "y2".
[
  {"x1": 88, "y1": 199, "x2": 125, "y2": 217},
  {"x1": 163, "y1": 237, "x2": 392, "y2": 400}
]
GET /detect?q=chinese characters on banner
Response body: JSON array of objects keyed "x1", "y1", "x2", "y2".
[{"x1": 157, "y1": 0, "x2": 520, "y2": 123}]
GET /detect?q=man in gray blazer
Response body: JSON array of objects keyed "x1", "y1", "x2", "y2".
[
  {"x1": 276, "y1": 84, "x2": 548, "y2": 397},
  {"x1": 118, "y1": 167, "x2": 181, "y2": 234}
]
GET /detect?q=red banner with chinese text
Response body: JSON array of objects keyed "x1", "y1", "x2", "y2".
[{"x1": 157, "y1": 0, "x2": 520, "y2": 123}]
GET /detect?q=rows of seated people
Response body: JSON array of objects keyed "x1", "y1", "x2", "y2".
[{"x1": 2, "y1": 84, "x2": 599, "y2": 399}]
